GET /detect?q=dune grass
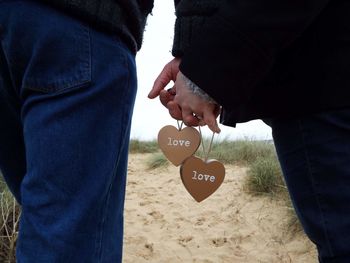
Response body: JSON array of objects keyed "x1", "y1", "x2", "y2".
[
  {"x1": 146, "y1": 153, "x2": 169, "y2": 170},
  {"x1": 0, "y1": 176, "x2": 19, "y2": 263},
  {"x1": 202, "y1": 139, "x2": 275, "y2": 165},
  {"x1": 129, "y1": 139, "x2": 159, "y2": 154},
  {"x1": 242, "y1": 153, "x2": 303, "y2": 234},
  {"x1": 133, "y1": 138, "x2": 277, "y2": 166},
  {"x1": 244, "y1": 155, "x2": 284, "y2": 196},
  {"x1": 0, "y1": 175, "x2": 7, "y2": 193}
]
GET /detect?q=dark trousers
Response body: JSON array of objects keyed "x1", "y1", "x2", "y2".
[
  {"x1": 270, "y1": 108, "x2": 350, "y2": 263},
  {"x1": 0, "y1": 1, "x2": 137, "y2": 262}
]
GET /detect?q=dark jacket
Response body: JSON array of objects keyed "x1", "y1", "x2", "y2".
[
  {"x1": 38, "y1": 0, "x2": 154, "y2": 53},
  {"x1": 173, "y1": 0, "x2": 350, "y2": 126}
]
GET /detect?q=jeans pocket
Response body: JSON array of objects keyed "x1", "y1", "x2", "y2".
[{"x1": 0, "y1": 1, "x2": 91, "y2": 95}]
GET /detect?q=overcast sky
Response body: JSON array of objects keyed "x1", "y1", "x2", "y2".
[{"x1": 130, "y1": 0, "x2": 272, "y2": 141}]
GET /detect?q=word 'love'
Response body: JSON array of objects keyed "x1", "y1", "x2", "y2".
[
  {"x1": 192, "y1": 170, "x2": 216, "y2": 183},
  {"x1": 167, "y1": 137, "x2": 191, "y2": 147}
]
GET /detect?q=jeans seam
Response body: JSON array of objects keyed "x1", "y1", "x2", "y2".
[
  {"x1": 95, "y1": 49, "x2": 130, "y2": 263},
  {"x1": 298, "y1": 119, "x2": 334, "y2": 256}
]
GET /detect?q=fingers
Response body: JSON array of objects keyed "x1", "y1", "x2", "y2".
[
  {"x1": 214, "y1": 104, "x2": 222, "y2": 118},
  {"x1": 167, "y1": 100, "x2": 202, "y2": 128},
  {"x1": 168, "y1": 96, "x2": 220, "y2": 132},
  {"x1": 166, "y1": 101, "x2": 220, "y2": 132},
  {"x1": 167, "y1": 101, "x2": 182, "y2": 120},
  {"x1": 159, "y1": 89, "x2": 175, "y2": 107},
  {"x1": 182, "y1": 107, "x2": 200, "y2": 127},
  {"x1": 203, "y1": 108, "x2": 221, "y2": 133}
]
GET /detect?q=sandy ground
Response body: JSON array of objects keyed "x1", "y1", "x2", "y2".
[{"x1": 123, "y1": 154, "x2": 317, "y2": 263}]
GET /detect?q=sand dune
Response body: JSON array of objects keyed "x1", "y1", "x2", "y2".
[{"x1": 123, "y1": 154, "x2": 317, "y2": 263}]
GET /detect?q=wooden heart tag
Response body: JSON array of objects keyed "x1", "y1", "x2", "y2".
[
  {"x1": 180, "y1": 156, "x2": 225, "y2": 202},
  {"x1": 158, "y1": 125, "x2": 201, "y2": 166}
]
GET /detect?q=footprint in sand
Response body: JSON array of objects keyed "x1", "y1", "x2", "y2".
[
  {"x1": 195, "y1": 217, "x2": 206, "y2": 226},
  {"x1": 139, "y1": 243, "x2": 154, "y2": 260},
  {"x1": 211, "y1": 237, "x2": 228, "y2": 247},
  {"x1": 148, "y1": 210, "x2": 164, "y2": 220},
  {"x1": 178, "y1": 236, "x2": 194, "y2": 247},
  {"x1": 139, "y1": 200, "x2": 152, "y2": 206},
  {"x1": 144, "y1": 243, "x2": 154, "y2": 253}
]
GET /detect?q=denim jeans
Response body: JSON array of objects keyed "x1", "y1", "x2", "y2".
[
  {"x1": 270, "y1": 109, "x2": 350, "y2": 263},
  {"x1": 0, "y1": 1, "x2": 137, "y2": 262}
]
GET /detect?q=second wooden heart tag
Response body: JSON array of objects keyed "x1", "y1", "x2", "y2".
[
  {"x1": 180, "y1": 156, "x2": 225, "y2": 202},
  {"x1": 158, "y1": 125, "x2": 201, "y2": 166}
]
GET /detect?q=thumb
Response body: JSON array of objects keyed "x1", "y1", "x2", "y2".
[
  {"x1": 148, "y1": 63, "x2": 174, "y2": 99},
  {"x1": 148, "y1": 74, "x2": 170, "y2": 99},
  {"x1": 148, "y1": 58, "x2": 181, "y2": 99}
]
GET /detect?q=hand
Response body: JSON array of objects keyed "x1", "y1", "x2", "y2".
[
  {"x1": 148, "y1": 59, "x2": 221, "y2": 133},
  {"x1": 173, "y1": 72, "x2": 221, "y2": 133}
]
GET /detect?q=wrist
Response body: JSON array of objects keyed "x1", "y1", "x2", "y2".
[{"x1": 180, "y1": 72, "x2": 217, "y2": 104}]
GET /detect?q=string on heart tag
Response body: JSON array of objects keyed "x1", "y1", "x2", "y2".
[
  {"x1": 198, "y1": 126, "x2": 215, "y2": 162},
  {"x1": 180, "y1": 127, "x2": 225, "y2": 202},
  {"x1": 158, "y1": 121, "x2": 201, "y2": 166},
  {"x1": 177, "y1": 120, "x2": 184, "y2": 131}
]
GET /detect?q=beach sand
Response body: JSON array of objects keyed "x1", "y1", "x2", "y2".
[{"x1": 123, "y1": 154, "x2": 317, "y2": 263}]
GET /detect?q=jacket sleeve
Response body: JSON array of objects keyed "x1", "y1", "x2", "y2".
[
  {"x1": 177, "y1": 0, "x2": 330, "y2": 107},
  {"x1": 172, "y1": 0, "x2": 220, "y2": 57}
]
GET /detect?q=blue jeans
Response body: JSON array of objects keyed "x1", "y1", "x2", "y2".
[
  {"x1": 270, "y1": 109, "x2": 350, "y2": 263},
  {"x1": 0, "y1": 1, "x2": 137, "y2": 262}
]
